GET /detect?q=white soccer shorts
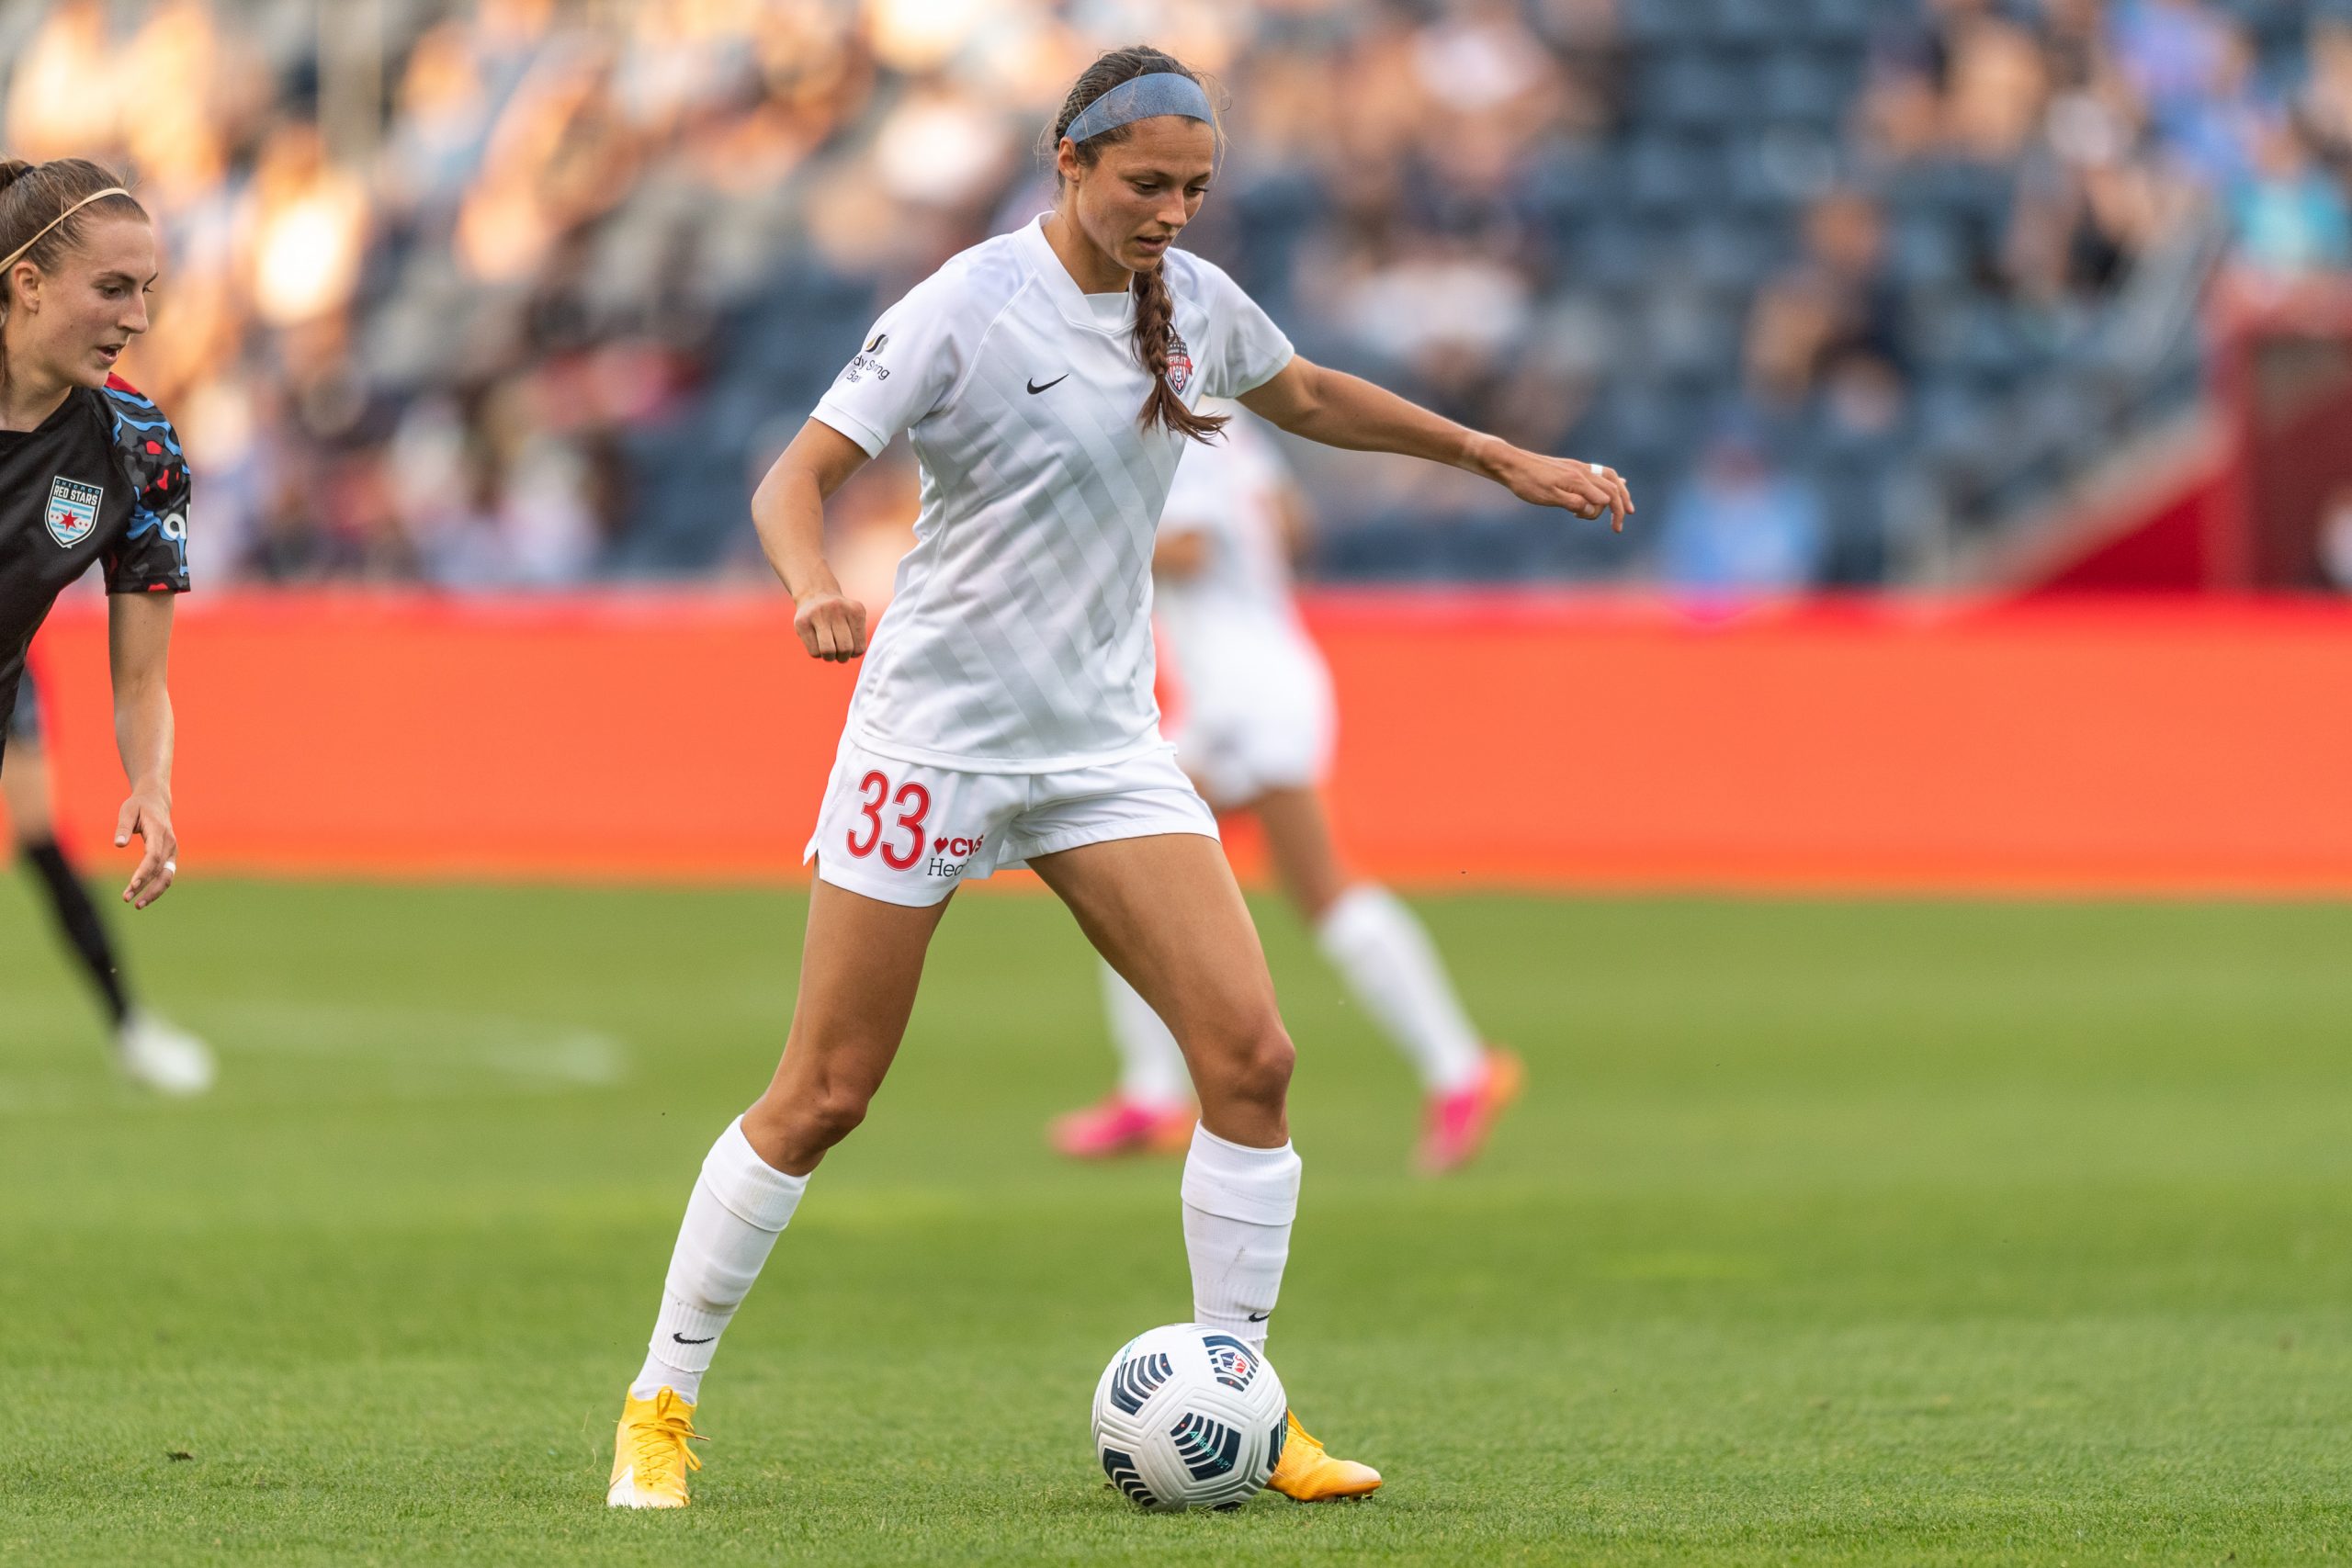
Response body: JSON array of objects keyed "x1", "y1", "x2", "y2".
[
  {"x1": 1168, "y1": 627, "x2": 1336, "y2": 807},
  {"x1": 803, "y1": 737, "x2": 1219, "y2": 908}
]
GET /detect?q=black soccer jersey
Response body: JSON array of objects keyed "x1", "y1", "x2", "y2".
[{"x1": 0, "y1": 376, "x2": 189, "y2": 750}]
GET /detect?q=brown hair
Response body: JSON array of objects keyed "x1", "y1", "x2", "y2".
[
  {"x1": 1048, "y1": 47, "x2": 1227, "y2": 445},
  {"x1": 0, "y1": 157, "x2": 148, "y2": 385}
]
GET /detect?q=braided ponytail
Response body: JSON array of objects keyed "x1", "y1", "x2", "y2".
[
  {"x1": 1128, "y1": 256, "x2": 1223, "y2": 444},
  {"x1": 1047, "y1": 47, "x2": 1228, "y2": 445}
]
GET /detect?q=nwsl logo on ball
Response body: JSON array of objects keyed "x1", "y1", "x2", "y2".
[
  {"x1": 44, "y1": 477, "x2": 102, "y2": 548},
  {"x1": 1198, "y1": 1333, "x2": 1259, "y2": 1392}
]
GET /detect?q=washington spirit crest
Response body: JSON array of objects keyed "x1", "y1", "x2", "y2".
[
  {"x1": 44, "y1": 476, "x2": 101, "y2": 548},
  {"x1": 1164, "y1": 333, "x2": 1193, "y2": 395}
]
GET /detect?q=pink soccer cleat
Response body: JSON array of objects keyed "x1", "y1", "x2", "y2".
[
  {"x1": 1416, "y1": 1048, "x2": 1525, "y2": 1174},
  {"x1": 1049, "y1": 1096, "x2": 1196, "y2": 1159}
]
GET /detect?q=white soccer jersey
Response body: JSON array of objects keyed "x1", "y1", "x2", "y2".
[
  {"x1": 1152, "y1": 408, "x2": 1337, "y2": 802},
  {"x1": 811, "y1": 214, "x2": 1295, "y2": 773},
  {"x1": 1152, "y1": 408, "x2": 1306, "y2": 664}
]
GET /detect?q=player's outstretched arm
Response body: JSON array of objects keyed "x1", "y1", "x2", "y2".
[
  {"x1": 107, "y1": 590, "x2": 176, "y2": 908},
  {"x1": 752, "y1": 420, "x2": 875, "y2": 663},
  {"x1": 1237, "y1": 355, "x2": 1634, "y2": 532}
]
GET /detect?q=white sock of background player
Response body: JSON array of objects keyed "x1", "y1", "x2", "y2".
[
  {"x1": 1108, "y1": 884, "x2": 1487, "y2": 1101},
  {"x1": 630, "y1": 1116, "x2": 807, "y2": 1404},
  {"x1": 1101, "y1": 962, "x2": 1192, "y2": 1109},
  {"x1": 1180, "y1": 1124, "x2": 1299, "y2": 1355},
  {"x1": 1317, "y1": 884, "x2": 1485, "y2": 1094}
]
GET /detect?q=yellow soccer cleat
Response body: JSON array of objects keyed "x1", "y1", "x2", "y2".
[
  {"x1": 607, "y1": 1387, "x2": 703, "y2": 1509},
  {"x1": 1267, "y1": 1409, "x2": 1383, "y2": 1502}
]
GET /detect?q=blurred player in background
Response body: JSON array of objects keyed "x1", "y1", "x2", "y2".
[
  {"x1": 1052, "y1": 405, "x2": 1520, "y2": 1173},
  {"x1": 604, "y1": 47, "x2": 1631, "y2": 1512},
  {"x1": 1, "y1": 161, "x2": 192, "y2": 996},
  {"x1": 5, "y1": 665, "x2": 212, "y2": 1092}
]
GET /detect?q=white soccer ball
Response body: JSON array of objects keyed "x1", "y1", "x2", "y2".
[{"x1": 1091, "y1": 1323, "x2": 1288, "y2": 1512}]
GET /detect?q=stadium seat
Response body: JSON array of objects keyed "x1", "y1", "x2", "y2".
[
  {"x1": 1648, "y1": 53, "x2": 1749, "y2": 133},
  {"x1": 1619, "y1": 0, "x2": 1714, "y2": 50},
  {"x1": 1795, "y1": 0, "x2": 1876, "y2": 45},
  {"x1": 1316, "y1": 516, "x2": 1450, "y2": 581},
  {"x1": 1627, "y1": 136, "x2": 1728, "y2": 212},
  {"x1": 1759, "y1": 51, "x2": 1851, "y2": 129}
]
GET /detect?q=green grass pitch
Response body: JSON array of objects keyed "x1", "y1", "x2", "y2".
[{"x1": 3, "y1": 877, "x2": 2350, "y2": 1565}]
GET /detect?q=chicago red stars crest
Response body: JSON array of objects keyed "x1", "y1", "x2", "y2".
[
  {"x1": 44, "y1": 476, "x2": 102, "y2": 548},
  {"x1": 1164, "y1": 332, "x2": 1193, "y2": 395}
]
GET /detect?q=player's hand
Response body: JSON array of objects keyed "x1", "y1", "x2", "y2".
[
  {"x1": 794, "y1": 591, "x2": 868, "y2": 662},
  {"x1": 115, "y1": 784, "x2": 176, "y2": 908},
  {"x1": 1483, "y1": 442, "x2": 1635, "y2": 532}
]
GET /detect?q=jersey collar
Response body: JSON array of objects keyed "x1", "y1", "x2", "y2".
[{"x1": 1017, "y1": 214, "x2": 1136, "y2": 336}]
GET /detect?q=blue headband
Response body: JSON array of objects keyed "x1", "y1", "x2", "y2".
[{"x1": 1063, "y1": 72, "x2": 1214, "y2": 145}]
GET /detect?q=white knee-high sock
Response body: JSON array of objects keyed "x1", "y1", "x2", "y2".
[
  {"x1": 630, "y1": 1116, "x2": 808, "y2": 1403},
  {"x1": 1101, "y1": 962, "x2": 1192, "y2": 1108},
  {"x1": 1317, "y1": 884, "x2": 1485, "y2": 1093},
  {"x1": 1180, "y1": 1124, "x2": 1301, "y2": 1354}
]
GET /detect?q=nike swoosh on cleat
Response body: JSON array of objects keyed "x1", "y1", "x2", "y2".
[
  {"x1": 1026, "y1": 374, "x2": 1069, "y2": 395},
  {"x1": 672, "y1": 1333, "x2": 715, "y2": 1344}
]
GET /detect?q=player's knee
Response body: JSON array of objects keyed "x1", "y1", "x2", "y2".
[
  {"x1": 1222, "y1": 1019, "x2": 1295, "y2": 1110},
  {"x1": 796, "y1": 1078, "x2": 873, "y2": 1149},
  {"x1": 750, "y1": 1071, "x2": 874, "y2": 1163}
]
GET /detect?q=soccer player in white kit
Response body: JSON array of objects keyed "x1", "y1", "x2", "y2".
[
  {"x1": 606, "y1": 47, "x2": 1634, "y2": 1510},
  {"x1": 1051, "y1": 406, "x2": 1521, "y2": 1173}
]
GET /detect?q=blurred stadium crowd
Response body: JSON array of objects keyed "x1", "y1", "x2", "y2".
[{"x1": 4, "y1": 0, "x2": 2347, "y2": 591}]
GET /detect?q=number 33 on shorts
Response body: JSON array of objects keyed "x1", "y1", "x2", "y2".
[
  {"x1": 801, "y1": 739, "x2": 1218, "y2": 908},
  {"x1": 843, "y1": 770, "x2": 933, "y2": 870},
  {"x1": 803, "y1": 745, "x2": 1007, "y2": 908}
]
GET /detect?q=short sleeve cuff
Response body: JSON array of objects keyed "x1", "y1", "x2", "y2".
[
  {"x1": 811, "y1": 401, "x2": 889, "y2": 459},
  {"x1": 1222, "y1": 345, "x2": 1295, "y2": 400}
]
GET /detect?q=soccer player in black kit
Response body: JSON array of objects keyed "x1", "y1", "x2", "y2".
[
  {"x1": 1, "y1": 157, "x2": 195, "y2": 1081},
  {"x1": 6, "y1": 665, "x2": 211, "y2": 1090}
]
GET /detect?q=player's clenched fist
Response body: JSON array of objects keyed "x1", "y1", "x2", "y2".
[{"x1": 794, "y1": 591, "x2": 867, "y2": 662}]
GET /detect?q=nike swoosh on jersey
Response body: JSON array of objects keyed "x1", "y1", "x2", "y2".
[{"x1": 1026, "y1": 373, "x2": 1070, "y2": 395}]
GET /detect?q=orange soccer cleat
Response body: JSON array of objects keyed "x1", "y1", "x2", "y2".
[{"x1": 1267, "y1": 1409, "x2": 1383, "y2": 1502}]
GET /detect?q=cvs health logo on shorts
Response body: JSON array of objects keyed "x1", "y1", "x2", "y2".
[{"x1": 927, "y1": 833, "x2": 984, "y2": 879}]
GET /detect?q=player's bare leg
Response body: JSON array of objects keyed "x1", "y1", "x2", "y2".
[
  {"x1": 1247, "y1": 784, "x2": 1349, "y2": 921},
  {"x1": 1050, "y1": 962, "x2": 1197, "y2": 1157},
  {"x1": 1032, "y1": 832, "x2": 1380, "y2": 1501},
  {"x1": 3, "y1": 738, "x2": 211, "y2": 1095},
  {"x1": 1253, "y1": 785, "x2": 1520, "y2": 1174},
  {"x1": 610, "y1": 874, "x2": 951, "y2": 1508},
  {"x1": 741, "y1": 877, "x2": 955, "y2": 1174}
]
